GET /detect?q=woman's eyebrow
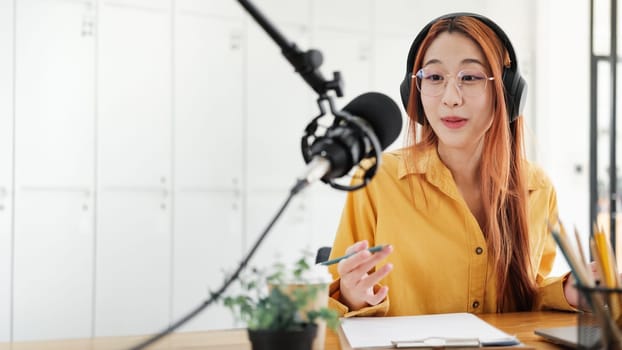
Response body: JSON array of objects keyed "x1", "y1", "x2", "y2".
[
  {"x1": 422, "y1": 58, "x2": 441, "y2": 67},
  {"x1": 461, "y1": 58, "x2": 486, "y2": 66},
  {"x1": 422, "y1": 57, "x2": 485, "y2": 67}
]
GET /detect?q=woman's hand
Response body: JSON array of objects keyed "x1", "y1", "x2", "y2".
[
  {"x1": 563, "y1": 262, "x2": 600, "y2": 308},
  {"x1": 337, "y1": 240, "x2": 393, "y2": 311}
]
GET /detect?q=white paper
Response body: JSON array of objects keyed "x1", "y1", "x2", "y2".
[{"x1": 340, "y1": 312, "x2": 519, "y2": 348}]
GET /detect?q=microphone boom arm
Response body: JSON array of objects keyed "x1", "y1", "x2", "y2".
[{"x1": 237, "y1": 0, "x2": 343, "y2": 98}]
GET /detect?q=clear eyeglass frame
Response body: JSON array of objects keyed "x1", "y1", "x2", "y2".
[{"x1": 413, "y1": 68, "x2": 495, "y2": 97}]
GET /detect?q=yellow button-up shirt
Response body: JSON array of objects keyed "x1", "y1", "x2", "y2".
[{"x1": 328, "y1": 148, "x2": 573, "y2": 317}]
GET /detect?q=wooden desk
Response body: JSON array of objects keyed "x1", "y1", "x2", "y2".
[
  {"x1": 0, "y1": 311, "x2": 577, "y2": 350},
  {"x1": 478, "y1": 311, "x2": 577, "y2": 349}
]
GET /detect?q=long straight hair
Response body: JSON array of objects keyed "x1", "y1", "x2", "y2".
[{"x1": 404, "y1": 16, "x2": 537, "y2": 311}]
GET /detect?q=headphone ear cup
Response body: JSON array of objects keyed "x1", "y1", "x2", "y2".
[
  {"x1": 400, "y1": 73, "x2": 427, "y2": 125},
  {"x1": 514, "y1": 78, "x2": 527, "y2": 121},
  {"x1": 399, "y1": 73, "x2": 411, "y2": 112},
  {"x1": 502, "y1": 68, "x2": 527, "y2": 122}
]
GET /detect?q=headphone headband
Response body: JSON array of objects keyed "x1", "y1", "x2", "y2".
[{"x1": 399, "y1": 12, "x2": 527, "y2": 123}]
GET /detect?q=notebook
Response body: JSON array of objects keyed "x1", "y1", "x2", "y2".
[
  {"x1": 340, "y1": 313, "x2": 520, "y2": 348},
  {"x1": 534, "y1": 326, "x2": 601, "y2": 349}
]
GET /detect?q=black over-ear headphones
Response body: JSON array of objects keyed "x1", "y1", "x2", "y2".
[{"x1": 398, "y1": 12, "x2": 527, "y2": 124}]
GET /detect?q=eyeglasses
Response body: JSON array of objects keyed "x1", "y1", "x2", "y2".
[{"x1": 414, "y1": 68, "x2": 494, "y2": 97}]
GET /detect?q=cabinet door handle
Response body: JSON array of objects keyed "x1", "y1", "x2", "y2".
[
  {"x1": 81, "y1": 0, "x2": 95, "y2": 37},
  {"x1": 230, "y1": 29, "x2": 242, "y2": 50}
]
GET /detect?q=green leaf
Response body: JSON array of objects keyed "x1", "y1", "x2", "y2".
[{"x1": 219, "y1": 251, "x2": 337, "y2": 332}]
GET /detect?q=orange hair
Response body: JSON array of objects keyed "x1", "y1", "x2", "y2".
[{"x1": 405, "y1": 16, "x2": 536, "y2": 311}]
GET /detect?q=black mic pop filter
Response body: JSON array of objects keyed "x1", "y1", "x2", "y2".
[{"x1": 341, "y1": 92, "x2": 403, "y2": 150}]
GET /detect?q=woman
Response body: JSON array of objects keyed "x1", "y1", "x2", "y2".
[{"x1": 327, "y1": 13, "x2": 580, "y2": 317}]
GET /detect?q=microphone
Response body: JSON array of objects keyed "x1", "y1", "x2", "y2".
[{"x1": 297, "y1": 92, "x2": 403, "y2": 192}]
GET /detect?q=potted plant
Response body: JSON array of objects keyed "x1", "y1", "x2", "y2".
[{"x1": 222, "y1": 254, "x2": 339, "y2": 350}]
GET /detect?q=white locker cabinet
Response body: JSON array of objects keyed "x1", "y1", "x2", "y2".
[
  {"x1": 245, "y1": 0, "x2": 311, "y2": 27},
  {"x1": 419, "y1": 0, "x2": 487, "y2": 20},
  {"x1": 244, "y1": 6, "x2": 316, "y2": 269},
  {"x1": 373, "y1": 0, "x2": 487, "y2": 38},
  {"x1": 313, "y1": 0, "x2": 372, "y2": 32},
  {"x1": 0, "y1": 186, "x2": 10, "y2": 343},
  {"x1": 176, "y1": 0, "x2": 243, "y2": 19},
  {"x1": 174, "y1": 14, "x2": 244, "y2": 189},
  {"x1": 96, "y1": 0, "x2": 172, "y2": 336},
  {"x1": 307, "y1": 186, "x2": 347, "y2": 254},
  {"x1": 246, "y1": 191, "x2": 313, "y2": 267},
  {"x1": 173, "y1": 192, "x2": 241, "y2": 331},
  {"x1": 245, "y1": 23, "x2": 314, "y2": 191},
  {"x1": 312, "y1": 30, "x2": 372, "y2": 102},
  {"x1": 0, "y1": 0, "x2": 13, "y2": 341},
  {"x1": 95, "y1": 190, "x2": 170, "y2": 336},
  {"x1": 15, "y1": 0, "x2": 95, "y2": 186},
  {"x1": 312, "y1": 0, "x2": 371, "y2": 101},
  {"x1": 97, "y1": 1, "x2": 171, "y2": 187},
  {"x1": 13, "y1": 190, "x2": 93, "y2": 340},
  {"x1": 12, "y1": 0, "x2": 95, "y2": 341},
  {"x1": 14, "y1": 0, "x2": 95, "y2": 187},
  {"x1": 173, "y1": 9, "x2": 244, "y2": 331},
  {"x1": 372, "y1": 0, "x2": 425, "y2": 36}
]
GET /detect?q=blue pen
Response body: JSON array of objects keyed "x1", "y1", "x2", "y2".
[{"x1": 319, "y1": 245, "x2": 387, "y2": 266}]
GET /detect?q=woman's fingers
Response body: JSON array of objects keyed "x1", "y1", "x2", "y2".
[
  {"x1": 359, "y1": 263, "x2": 394, "y2": 294},
  {"x1": 338, "y1": 245, "x2": 392, "y2": 277},
  {"x1": 366, "y1": 285, "x2": 390, "y2": 306},
  {"x1": 344, "y1": 240, "x2": 369, "y2": 255},
  {"x1": 337, "y1": 245, "x2": 394, "y2": 309}
]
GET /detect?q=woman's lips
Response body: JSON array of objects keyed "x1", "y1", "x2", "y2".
[{"x1": 441, "y1": 117, "x2": 467, "y2": 129}]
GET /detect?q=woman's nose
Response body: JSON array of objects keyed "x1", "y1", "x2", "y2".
[{"x1": 441, "y1": 78, "x2": 463, "y2": 106}]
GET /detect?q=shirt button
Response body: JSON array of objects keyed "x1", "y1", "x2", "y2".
[
  {"x1": 475, "y1": 247, "x2": 484, "y2": 255},
  {"x1": 472, "y1": 300, "x2": 480, "y2": 309}
]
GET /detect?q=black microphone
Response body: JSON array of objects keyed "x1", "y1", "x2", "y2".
[{"x1": 297, "y1": 92, "x2": 402, "y2": 192}]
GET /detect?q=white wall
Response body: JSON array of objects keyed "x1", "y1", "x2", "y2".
[
  {"x1": 535, "y1": 0, "x2": 591, "y2": 275},
  {"x1": 0, "y1": 0, "x2": 14, "y2": 342},
  {"x1": 0, "y1": 0, "x2": 589, "y2": 342}
]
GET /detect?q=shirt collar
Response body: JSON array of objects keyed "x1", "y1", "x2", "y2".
[{"x1": 396, "y1": 147, "x2": 546, "y2": 191}]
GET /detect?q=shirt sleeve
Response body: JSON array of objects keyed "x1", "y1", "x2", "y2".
[
  {"x1": 326, "y1": 174, "x2": 390, "y2": 317},
  {"x1": 328, "y1": 279, "x2": 390, "y2": 317},
  {"x1": 534, "y1": 185, "x2": 577, "y2": 311},
  {"x1": 538, "y1": 273, "x2": 576, "y2": 311}
]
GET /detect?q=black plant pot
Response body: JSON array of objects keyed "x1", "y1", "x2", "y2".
[{"x1": 247, "y1": 324, "x2": 318, "y2": 350}]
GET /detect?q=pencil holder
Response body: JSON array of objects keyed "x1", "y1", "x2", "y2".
[{"x1": 577, "y1": 285, "x2": 622, "y2": 349}]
